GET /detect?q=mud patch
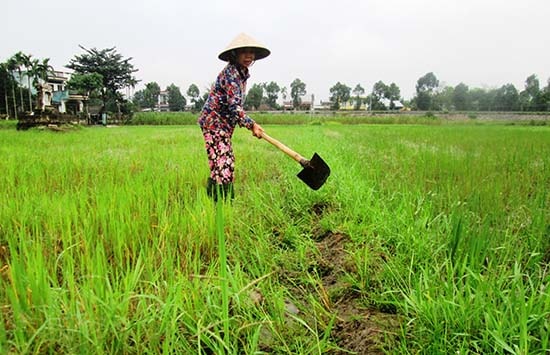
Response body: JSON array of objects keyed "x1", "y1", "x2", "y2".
[
  {"x1": 314, "y1": 231, "x2": 354, "y2": 289},
  {"x1": 311, "y1": 201, "x2": 332, "y2": 216},
  {"x1": 313, "y1": 230, "x2": 399, "y2": 354},
  {"x1": 331, "y1": 307, "x2": 400, "y2": 354},
  {"x1": 275, "y1": 202, "x2": 399, "y2": 353}
]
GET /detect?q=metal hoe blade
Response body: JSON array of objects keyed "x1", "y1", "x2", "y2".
[{"x1": 297, "y1": 153, "x2": 331, "y2": 190}]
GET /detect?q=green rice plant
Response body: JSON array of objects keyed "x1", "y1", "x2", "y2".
[
  {"x1": 0, "y1": 122, "x2": 548, "y2": 353},
  {"x1": 131, "y1": 111, "x2": 199, "y2": 125},
  {"x1": 216, "y1": 199, "x2": 230, "y2": 352}
]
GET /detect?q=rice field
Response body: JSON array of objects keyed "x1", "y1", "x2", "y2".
[{"x1": 0, "y1": 120, "x2": 549, "y2": 354}]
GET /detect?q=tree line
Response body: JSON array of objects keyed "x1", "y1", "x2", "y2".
[
  {"x1": 411, "y1": 72, "x2": 550, "y2": 112},
  {"x1": 2, "y1": 46, "x2": 550, "y2": 120},
  {"x1": 131, "y1": 79, "x2": 308, "y2": 112},
  {"x1": 133, "y1": 72, "x2": 550, "y2": 113}
]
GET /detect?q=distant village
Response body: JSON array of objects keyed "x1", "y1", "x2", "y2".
[
  {"x1": 4, "y1": 67, "x2": 405, "y2": 117},
  {"x1": 0, "y1": 49, "x2": 412, "y2": 126},
  {"x1": 2, "y1": 48, "x2": 549, "y2": 126}
]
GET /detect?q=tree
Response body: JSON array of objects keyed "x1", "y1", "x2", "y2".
[
  {"x1": 493, "y1": 84, "x2": 519, "y2": 111},
  {"x1": 290, "y1": 78, "x2": 306, "y2": 109},
  {"x1": 67, "y1": 72, "x2": 103, "y2": 116},
  {"x1": 469, "y1": 87, "x2": 500, "y2": 111},
  {"x1": 416, "y1": 72, "x2": 439, "y2": 93},
  {"x1": 415, "y1": 72, "x2": 439, "y2": 110},
  {"x1": 166, "y1": 84, "x2": 186, "y2": 111},
  {"x1": 144, "y1": 82, "x2": 161, "y2": 110},
  {"x1": 26, "y1": 59, "x2": 39, "y2": 110},
  {"x1": 521, "y1": 74, "x2": 547, "y2": 111},
  {"x1": 17, "y1": 52, "x2": 35, "y2": 112},
  {"x1": 6, "y1": 56, "x2": 19, "y2": 119},
  {"x1": 187, "y1": 84, "x2": 201, "y2": 111},
  {"x1": 11, "y1": 52, "x2": 29, "y2": 112},
  {"x1": 541, "y1": 78, "x2": 550, "y2": 111},
  {"x1": 281, "y1": 86, "x2": 288, "y2": 101},
  {"x1": 0, "y1": 62, "x2": 13, "y2": 118},
  {"x1": 263, "y1": 81, "x2": 280, "y2": 109},
  {"x1": 32, "y1": 58, "x2": 53, "y2": 85},
  {"x1": 367, "y1": 81, "x2": 402, "y2": 110},
  {"x1": 67, "y1": 73, "x2": 103, "y2": 97},
  {"x1": 132, "y1": 90, "x2": 144, "y2": 109},
  {"x1": 416, "y1": 91, "x2": 431, "y2": 110},
  {"x1": 329, "y1": 82, "x2": 351, "y2": 110},
  {"x1": 524, "y1": 74, "x2": 540, "y2": 99},
  {"x1": 452, "y1": 83, "x2": 470, "y2": 111},
  {"x1": 67, "y1": 46, "x2": 138, "y2": 115},
  {"x1": 352, "y1": 84, "x2": 365, "y2": 110},
  {"x1": 433, "y1": 86, "x2": 454, "y2": 111},
  {"x1": 370, "y1": 81, "x2": 388, "y2": 110},
  {"x1": 27, "y1": 58, "x2": 54, "y2": 110},
  {"x1": 246, "y1": 84, "x2": 263, "y2": 110},
  {"x1": 387, "y1": 83, "x2": 401, "y2": 109},
  {"x1": 132, "y1": 82, "x2": 160, "y2": 111}
]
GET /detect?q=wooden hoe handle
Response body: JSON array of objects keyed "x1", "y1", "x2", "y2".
[{"x1": 261, "y1": 132, "x2": 308, "y2": 166}]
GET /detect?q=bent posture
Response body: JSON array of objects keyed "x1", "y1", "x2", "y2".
[{"x1": 198, "y1": 33, "x2": 270, "y2": 200}]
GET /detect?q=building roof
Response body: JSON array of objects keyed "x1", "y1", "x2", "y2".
[{"x1": 380, "y1": 98, "x2": 404, "y2": 109}]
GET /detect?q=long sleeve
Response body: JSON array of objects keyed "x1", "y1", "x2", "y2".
[
  {"x1": 225, "y1": 74, "x2": 255, "y2": 129},
  {"x1": 198, "y1": 63, "x2": 255, "y2": 131}
]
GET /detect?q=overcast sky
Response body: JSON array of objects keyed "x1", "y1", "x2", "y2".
[{"x1": 2, "y1": 0, "x2": 549, "y2": 101}]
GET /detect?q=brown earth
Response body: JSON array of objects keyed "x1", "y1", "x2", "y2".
[
  {"x1": 314, "y1": 230, "x2": 400, "y2": 354},
  {"x1": 267, "y1": 202, "x2": 400, "y2": 353}
]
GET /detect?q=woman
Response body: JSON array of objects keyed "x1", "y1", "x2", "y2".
[{"x1": 198, "y1": 33, "x2": 270, "y2": 200}]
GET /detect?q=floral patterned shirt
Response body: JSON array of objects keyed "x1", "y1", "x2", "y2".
[{"x1": 198, "y1": 63, "x2": 255, "y2": 131}]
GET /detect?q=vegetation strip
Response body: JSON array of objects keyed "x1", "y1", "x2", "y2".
[{"x1": 0, "y1": 122, "x2": 548, "y2": 353}]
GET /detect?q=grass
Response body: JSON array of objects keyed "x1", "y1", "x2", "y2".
[
  {"x1": 0, "y1": 121, "x2": 549, "y2": 353},
  {"x1": 130, "y1": 111, "x2": 446, "y2": 126}
]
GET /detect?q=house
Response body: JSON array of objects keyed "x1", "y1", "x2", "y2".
[
  {"x1": 379, "y1": 98, "x2": 404, "y2": 110},
  {"x1": 343, "y1": 96, "x2": 368, "y2": 110},
  {"x1": 299, "y1": 100, "x2": 312, "y2": 110},
  {"x1": 43, "y1": 70, "x2": 87, "y2": 114},
  {"x1": 282, "y1": 101, "x2": 294, "y2": 110},
  {"x1": 282, "y1": 100, "x2": 312, "y2": 110},
  {"x1": 13, "y1": 69, "x2": 85, "y2": 114},
  {"x1": 157, "y1": 90, "x2": 170, "y2": 111},
  {"x1": 314, "y1": 100, "x2": 333, "y2": 110}
]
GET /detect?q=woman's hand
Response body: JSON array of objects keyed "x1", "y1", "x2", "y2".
[{"x1": 252, "y1": 123, "x2": 264, "y2": 139}]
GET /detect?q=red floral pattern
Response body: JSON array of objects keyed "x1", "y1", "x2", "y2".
[
  {"x1": 198, "y1": 63, "x2": 255, "y2": 131},
  {"x1": 198, "y1": 63, "x2": 255, "y2": 184},
  {"x1": 201, "y1": 128, "x2": 235, "y2": 184}
]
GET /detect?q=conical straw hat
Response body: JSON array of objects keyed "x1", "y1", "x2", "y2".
[{"x1": 218, "y1": 33, "x2": 271, "y2": 62}]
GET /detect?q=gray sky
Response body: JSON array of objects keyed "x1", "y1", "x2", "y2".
[{"x1": 3, "y1": 0, "x2": 549, "y2": 101}]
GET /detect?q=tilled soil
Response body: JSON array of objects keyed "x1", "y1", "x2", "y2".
[{"x1": 314, "y1": 230, "x2": 399, "y2": 354}]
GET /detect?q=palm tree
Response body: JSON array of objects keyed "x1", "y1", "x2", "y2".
[
  {"x1": 35, "y1": 58, "x2": 54, "y2": 83},
  {"x1": 6, "y1": 57, "x2": 19, "y2": 119},
  {"x1": 0, "y1": 62, "x2": 11, "y2": 118},
  {"x1": 21, "y1": 54, "x2": 35, "y2": 112},
  {"x1": 26, "y1": 58, "x2": 41, "y2": 111},
  {"x1": 30, "y1": 58, "x2": 54, "y2": 112},
  {"x1": 12, "y1": 52, "x2": 28, "y2": 113}
]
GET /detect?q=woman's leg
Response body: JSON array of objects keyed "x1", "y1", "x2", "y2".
[{"x1": 202, "y1": 128, "x2": 235, "y2": 200}]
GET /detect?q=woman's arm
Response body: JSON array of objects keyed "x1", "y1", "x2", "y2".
[{"x1": 224, "y1": 67, "x2": 255, "y2": 130}]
